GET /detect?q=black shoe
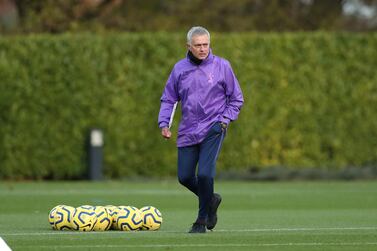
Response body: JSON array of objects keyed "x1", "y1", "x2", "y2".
[
  {"x1": 207, "y1": 193, "x2": 222, "y2": 230},
  {"x1": 188, "y1": 222, "x2": 206, "y2": 233}
]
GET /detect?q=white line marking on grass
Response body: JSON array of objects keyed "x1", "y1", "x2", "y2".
[
  {"x1": 0, "y1": 189, "x2": 188, "y2": 196},
  {"x1": 216, "y1": 226, "x2": 377, "y2": 232},
  {"x1": 14, "y1": 242, "x2": 377, "y2": 249},
  {"x1": 2, "y1": 226, "x2": 377, "y2": 236},
  {"x1": 0, "y1": 237, "x2": 12, "y2": 251}
]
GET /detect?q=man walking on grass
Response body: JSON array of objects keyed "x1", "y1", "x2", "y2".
[{"x1": 158, "y1": 26, "x2": 244, "y2": 233}]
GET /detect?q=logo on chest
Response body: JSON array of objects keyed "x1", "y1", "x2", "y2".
[{"x1": 207, "y1": 73, "x2": 214, "y2": 84}]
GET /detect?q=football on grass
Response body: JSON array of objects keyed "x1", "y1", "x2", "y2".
[
  {"x1": 140, "y1": 206, "x2": 163, "y2": 231},
  {"x1": 54, "y1": 205, "x2": 75, "y2": 231},
  {"x1": 92, "y1": 206, "x2": 112, "y2": 231},
  {"x1": 71, "y1": 206, "x2": 97, "y2": 231},
  {"x1": 116, "y1": 206, "x2": 143, "y2": 231},
  {"x1": 48, "y1": 205, "x2": 65, "y2": 229}
]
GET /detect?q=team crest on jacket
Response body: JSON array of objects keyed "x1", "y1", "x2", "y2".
[{"x1": 207, "y1": 73, "x2": 214, "y2": 84}]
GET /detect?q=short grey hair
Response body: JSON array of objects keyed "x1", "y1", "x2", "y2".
[{"x1": 187, "y1": 26, "x2": 211, "y2": 44}]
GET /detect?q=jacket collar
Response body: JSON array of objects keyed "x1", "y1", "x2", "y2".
[{"x1": 186, "y1": 49, "x2": 214, "y2": 66}]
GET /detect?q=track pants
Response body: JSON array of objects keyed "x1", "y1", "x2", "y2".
[{"x1": 177, "y1": 122, "x2": 226, "y2": 221}]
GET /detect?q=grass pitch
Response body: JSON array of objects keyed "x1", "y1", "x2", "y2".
[{"x1": 0, "y1": 180, "x2": 376, "y2": 250}]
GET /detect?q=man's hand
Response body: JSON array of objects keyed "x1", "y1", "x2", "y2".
[{"x1": 161, "y1": 127, "x2": 172, "y2": 139}]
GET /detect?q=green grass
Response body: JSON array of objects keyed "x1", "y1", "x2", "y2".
[{"x1": 0, "y1": 180, "x2": 376, "y2": 250}]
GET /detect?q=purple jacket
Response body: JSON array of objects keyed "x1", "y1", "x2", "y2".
[{"x1": 158, "y1": 51, "x2": 244, "y2": 147}]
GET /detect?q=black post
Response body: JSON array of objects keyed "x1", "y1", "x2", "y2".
[{"x1": 88, "y1": 129, "x2": 103, "y2": 180}]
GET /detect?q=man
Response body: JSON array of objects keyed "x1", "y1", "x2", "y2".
[{"x1": 158, "y1": 26, "x2": 244, "y2": 233}]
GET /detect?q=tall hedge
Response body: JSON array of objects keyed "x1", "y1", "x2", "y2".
[{"x1": 0, "y1": 32, "x2": 376, "y2": 179}]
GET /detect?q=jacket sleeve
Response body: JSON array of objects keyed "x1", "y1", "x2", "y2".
[
  {"x1": 220, "y1": 61, "x2": 244, "y2": 124},
  {"x1": 158, "y1": 68, "x2": 180, "y2": 128}
]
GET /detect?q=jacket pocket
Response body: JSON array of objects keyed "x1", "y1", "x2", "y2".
[{"x1": 211, "y1": 122, "x2": 223, "y2": 134}]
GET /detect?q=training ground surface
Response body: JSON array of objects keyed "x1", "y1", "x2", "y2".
[{"x1": 0, "y1": 180, "x2": 376, "y2": 250}]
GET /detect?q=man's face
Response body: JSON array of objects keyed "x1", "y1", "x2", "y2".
[{"x1": 187, "y1": 35, "x2": 210, "y2": 60}]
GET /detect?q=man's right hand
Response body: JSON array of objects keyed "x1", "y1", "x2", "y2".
[{"x1": 161, "y1": 127, "x2": 172, "y2": 139}]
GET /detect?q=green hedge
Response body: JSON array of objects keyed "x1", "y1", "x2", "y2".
[{"x1": 0, "y1": 32, "x2": 376, "y2": 179}]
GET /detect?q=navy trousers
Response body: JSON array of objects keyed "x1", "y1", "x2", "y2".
[{"x1": 177, "y1": 122, "x2": 226, "y2": 221}]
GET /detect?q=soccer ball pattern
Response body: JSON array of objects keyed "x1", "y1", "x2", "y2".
[
  {"x1": 54, "y1": 205, "x2": 75, "y2": 230},
  {"x1": 92, "y1": 206, "x2": 112, "y2": 231},
  {"x1": 116, "y1": 206, "x2": 143, "y2": 231},
  {"x1": 140, "y1": 206, "x2": 163, "y2": 230},
  {"x1": 105, "y1": 205, "x2": 121, "y2": 230},
  {"x1": 48, "y1": 205, "x2": 65, "y2": 229},
  {"x1": 71, "y1": 206, "x2": 97, "y2": 231},
  {"x1": 48, "y1": 204, "x2": 161, "y2": 232}
]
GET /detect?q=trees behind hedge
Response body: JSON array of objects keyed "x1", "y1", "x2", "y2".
[{"x1": 1, "y1": 0, "x2": 376, "y2": 34}]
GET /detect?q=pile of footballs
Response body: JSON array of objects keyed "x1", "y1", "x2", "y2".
[{"x1": 49, "y1": 204, "x2": 162, "y2": 231}]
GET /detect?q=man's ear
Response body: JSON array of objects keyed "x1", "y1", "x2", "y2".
[{"x1": 186, "y1": 43, "x2": 191, "y2": 50}]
